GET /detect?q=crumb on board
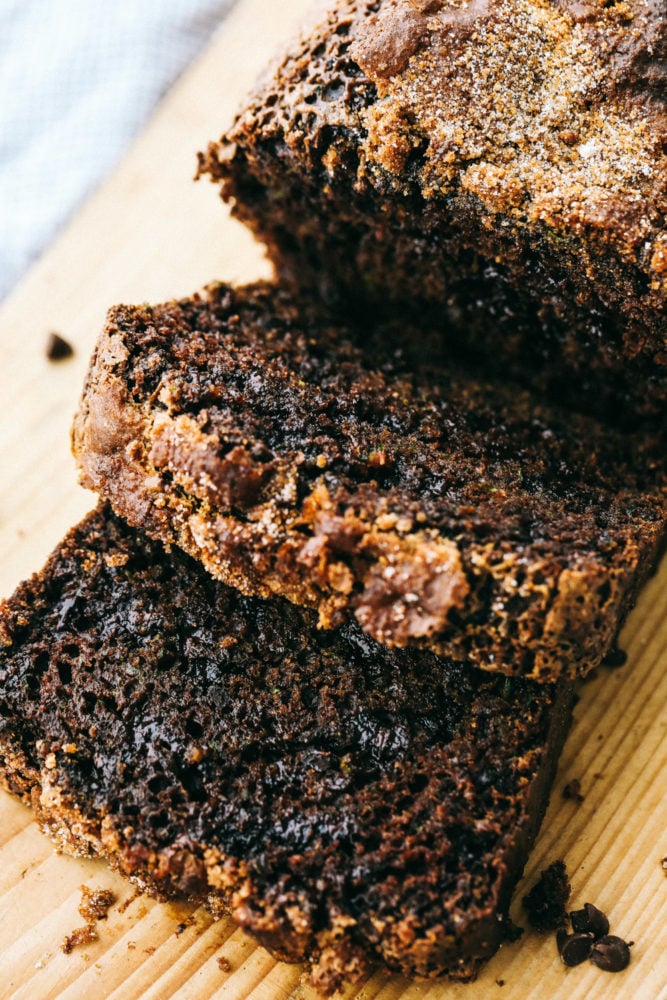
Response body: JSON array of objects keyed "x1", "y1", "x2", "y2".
[
  {"x1": 581, "y1": 667, "x2": 599, "y2": 684},
  {"x1": 61, "y1": 885, "x2": 116, "y2": 954},
  {"x1": 562, "y1": 778, "x2": 584, "y2": 803},
  {"x1": 79, "y1": 885, "x2": 115, "y2": 922},
  {"x1": 61, "y1": 924, "x2": 98, "y2": 955},
  {"x1": 217, "y1": 956, "x2": 232, "y2": 972},
  {"x1": 522, "y1": 860, "x2": 571, "y2": 931}
]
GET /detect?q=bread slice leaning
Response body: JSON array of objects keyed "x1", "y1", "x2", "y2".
[
  {"x1": 72, "y1": 282, "x2": 667, "y2": 681},
  {"x1": 0, "y1": 505, "x2": 574, "y2": 994}
]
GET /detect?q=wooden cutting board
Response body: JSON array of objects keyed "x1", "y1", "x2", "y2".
[{"x1": 0, "y1": 1, "x2": 665, "y2": 997}]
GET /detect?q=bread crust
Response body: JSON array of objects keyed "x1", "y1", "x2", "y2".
[
  {"x1": 73, "y1": 282, "x2": 667, "y2": 680},
  {"x1": 199, "y1": 0, "x2": 667, "y2": 425},
  {"x1": 0, "y1": 507, "x2": 574, "y2": 993}
]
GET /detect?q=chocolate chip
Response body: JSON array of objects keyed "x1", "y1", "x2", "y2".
[
  {"x1": 661, "y1": 856, "x2": 667, "y2": 876},
  {"x1": 558, "y1": 931, "x2": 595, "y2": 967},
  {"x1": 570, "y1": 902, "x2": 609, "y2": 938},
  {"x1": 602, "y1": 647, "x2": 627, "y2": 668},
  {"x1": 46, "y1": 331, "x2": 74, "y2": 361},
  {"x1": 589, "y1": 935, "x2": 631, "y2": 972}
]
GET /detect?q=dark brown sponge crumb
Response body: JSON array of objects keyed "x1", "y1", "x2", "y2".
[
  {"x1": 0, "y1": 506, "x2": 574, "y2": 995},
  {"x1": 523, "y1": 861, "x2": 571, "y2": 931}
]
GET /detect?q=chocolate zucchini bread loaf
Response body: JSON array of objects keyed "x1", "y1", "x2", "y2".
[
  {"x1": 73, "y1": 282, "x2": 667, "y2": 681},
  {"x1": 0, "y1": 506, "x2": 574, "y2": 994},
  {"x1": 198, "y1": 0, "x2": 667, "y2": 426}
]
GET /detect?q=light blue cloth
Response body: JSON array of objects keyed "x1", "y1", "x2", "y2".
[{"x1": 0, "y1": 0, "x2": 235, "y2": 300}]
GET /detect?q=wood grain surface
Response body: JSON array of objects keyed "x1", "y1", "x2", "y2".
[{"x1": 0, "y1": 2, "x2": 665, "y2": 997}]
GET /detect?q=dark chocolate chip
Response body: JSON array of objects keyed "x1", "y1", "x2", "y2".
[
  {"x1": 570, "y1": 902, "x2": 609, "y2": 938},
  {"x1": 46, "y1": 332, "x2": 74, "y2": 361},
  {"x1": 602, "y1": 647, "x2": 627, "y2": 668},
  {"x1": 661, "y1": 856, "x2": 667, "y2": 876},
  {"x1": 558, "y1": 931, "x2": 595, "y2": 967},
  {"x1": 589, "y1": 935, "x2": 631, "y2": 972}
]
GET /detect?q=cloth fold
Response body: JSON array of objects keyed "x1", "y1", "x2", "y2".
[{"x1": 0, "y1": 0, "x2": 235, "y2": 300}]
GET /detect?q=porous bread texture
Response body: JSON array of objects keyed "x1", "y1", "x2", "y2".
[
  {"x1": 199, "y1": 0, "x2": 667, "y2": 425},
  {"x1": 0, "y1": 507, "x2": 574, "y2": 994},
  {"x1": 72, "y1": 283, "x2": 667, "y2": 681}
]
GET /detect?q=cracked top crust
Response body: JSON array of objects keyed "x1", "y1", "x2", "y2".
[
  {"x1": 215, "y1": 0, "x2": 666, "y2": 285},
  {"x1": 351, "y1": 0, "x2": 665, "y2": 263}
]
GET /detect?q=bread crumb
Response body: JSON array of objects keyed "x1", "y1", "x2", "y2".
[
  {"x1": 61, "y1": 924, "x2": 98, "y2": 955},
  {"x1": 79, "y1": 885, "x2": 115, "y2": 922}
]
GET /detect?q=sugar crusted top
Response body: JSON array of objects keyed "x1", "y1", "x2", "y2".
[
  {"x1": 226, "y1": 0, "x2": 665, "y2": 288},
  {"x1": 352, "y1": 0, "x2": 666, "y2": 272}
]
